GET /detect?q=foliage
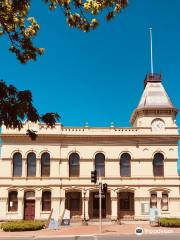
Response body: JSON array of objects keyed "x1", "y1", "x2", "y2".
[
  {"x1": 0, "y1": 80, "x2": 60, "y2": 140},
  {"x1": 1, "y1": 220, "x2": 45, "y2": 232},
  {"x1": 0, "y1": 0, "x2": 128, "y2": 63},
  {"x1": 159, "y1": 218, "x2": 180, "y2": 227}
]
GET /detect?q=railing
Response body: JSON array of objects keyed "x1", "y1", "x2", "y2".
[{"x1": 144, "y1": 73, "x2": 162, "y2": 88}]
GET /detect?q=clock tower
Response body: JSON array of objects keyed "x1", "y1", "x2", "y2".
[{"x1": 130, "y1": 73, "x2": 178, "y2": 130}]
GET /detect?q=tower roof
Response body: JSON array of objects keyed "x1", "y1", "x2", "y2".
[
  {"x1": 130, "y1": 73, "x2": 177, "y2": 125},
  {"x1": 138, "y1": 73, "x2": 174, "y2": 109}
]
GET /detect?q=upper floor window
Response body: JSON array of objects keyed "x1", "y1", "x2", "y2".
[
  {"x1": 69, "y1": 153, "x2": 80, "y2": 177},
  {"x1": 150, "y1": 193, "x2": 157, "y2": 208},
  {"x1": 153, "y1": 153, "x2": 164, "y2": 177},
  {"x1": 120, "y1": 153, "x2": 131, "y2": 177},
  {"x1": 41, "y1": 153, "x2": 50, "y2": 177},
  {"x1": 13, "y1": 152, "x2": 22, "y2": 177},
  {"x1": 8, "y1": 191, "x2": 18, "y2": 212},
  {"x1": 42, "y1": 191, "x2": 51, "y2": 211},
  {"x1": 27, "y1": 152, "x2": 36, "y2": 177},
  {"x1": 95, "y1": 153, "x2": 105, "y2": 177},
  {"x1": 161, "y1": 193, "x2": 168, "y2": 211}
]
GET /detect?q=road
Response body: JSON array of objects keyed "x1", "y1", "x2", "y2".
[{"x1": 1, "y1": 234, "x2": 180, "y2": 240}]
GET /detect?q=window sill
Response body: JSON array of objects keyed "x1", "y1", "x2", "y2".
[
  {"x1": 161, "y1": 211, "x2": 170, "y2": 214},
  {"x1": 40, "y1": 211, "x2": 51, "y2": 214},
  {"x1": 7, "y1": 211, "x2": 19, "y2": 214}
]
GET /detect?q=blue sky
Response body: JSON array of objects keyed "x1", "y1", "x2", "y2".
[{"x1": 0, "y1": 1, "x2": 179, "y2": 171}]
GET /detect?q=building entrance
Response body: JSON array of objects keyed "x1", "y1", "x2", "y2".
[
  {"x1": 118, "y1": 192, "x2": 134, "y2": 219},
  {"x1": 24, "y1": 191, "x2": 35, "y2": 220}
]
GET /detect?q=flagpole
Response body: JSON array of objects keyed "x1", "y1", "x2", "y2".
[{"x1": 149, "y1": 28, "x2": 154, "y2": 74}]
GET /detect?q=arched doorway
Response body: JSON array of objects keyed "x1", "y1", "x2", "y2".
[
  {"x1": 24, "y1": 191, "x2": 35, "y2": 220},
  {"x1": 118, "y1": 192, "x2": 134, "y2": 219}
]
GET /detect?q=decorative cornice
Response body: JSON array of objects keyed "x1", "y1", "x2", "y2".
[{"x1": 130, "y1": 108, "x2": 178, "y2": 125}]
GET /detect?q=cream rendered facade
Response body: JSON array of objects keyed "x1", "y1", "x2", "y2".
[{"x1": 0, "y1": 73, "x2": 180, "y2": 222}]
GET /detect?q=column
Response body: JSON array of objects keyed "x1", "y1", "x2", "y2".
[
  {"x1": 18, "y1": 190, "x2": 24, "y2": 220},
  {"x1": 36, "y1": 158, "x2": 40, "y2": 177},
  {"x1": 59, "y1": 189, "x2": 65, "y2": 218},
  {"x1": 0, "y1": 197, "x2": 7, "y2": 220},
  {"x1": 111, "y1": 190, "x2": 118, "y2": 222},
  {"x1": 35, "y1": 190, "x2": 41, "y2": 220},
  {"x1": 22, "y1": 158, "x2": 26, "y2": 177},
  {"x1": 51, "y1": 188, "x2": 61, "y2": 220},
  {"x1": 157, "y1": 191, "x2": 162, "y2": 215}
]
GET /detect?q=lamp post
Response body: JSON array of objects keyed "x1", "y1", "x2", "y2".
[{"x1": 82, "y1": 189, "x2": 88, "y2": 225}]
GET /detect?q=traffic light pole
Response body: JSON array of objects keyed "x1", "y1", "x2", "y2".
[{"x1": 99, "y1": 177, "x2": 102, "y2": 233}]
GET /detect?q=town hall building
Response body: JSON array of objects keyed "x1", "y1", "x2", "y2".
[{"x1": 0, "y1": 73, "x2": 180, "y2": 222}]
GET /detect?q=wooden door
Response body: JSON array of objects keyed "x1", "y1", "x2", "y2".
[{"x1": 24, "y1": 200, "x2": 35, "y2": 220}]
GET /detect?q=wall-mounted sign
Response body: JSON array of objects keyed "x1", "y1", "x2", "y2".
[{"x1": 141, "y1": 203, "x2": 149, "y2": 215}]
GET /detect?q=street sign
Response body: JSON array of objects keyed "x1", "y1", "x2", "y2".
[{"x1": 94, "y1": 194, "x2": 105, "y2": 198}]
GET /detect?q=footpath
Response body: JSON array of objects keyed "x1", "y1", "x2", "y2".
[{"x1": 0, "y1": 223, "x2": 180, "y2": 238}]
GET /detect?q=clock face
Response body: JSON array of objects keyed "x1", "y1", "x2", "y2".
[{"x1": 151, "y1": 119, "x2": 165, "y2": 131}]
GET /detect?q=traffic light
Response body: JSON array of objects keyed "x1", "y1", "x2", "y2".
[
  {"x1": 102, "y1": 183, "x2": 108, "y2": 194},
  {"x1": 91, "y1": 170, "x2": 97, "y2": 183}
]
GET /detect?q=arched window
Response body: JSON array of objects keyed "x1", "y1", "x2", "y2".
[
  {"x1": 69, "y1": 153, "x2": 80, "y2": 177},
  {"x1": 13, "y1": 152, "x2": 22, "y2": 177},
  {"x1": 41, "y1": 153, "x2": 50, "y2": 177},
  {"x1": 95, "y1": 153, "x2": 105, "y2": 177},
  {"x1": 150, "y1": 193, "x2": 157, "y2": 208},
  {"x1": 42, "y1": 191, "x2": 51, "y2": 211},
  {"x1": 120, "y1": 153, "x2": 131, "y2": 177},
  {"x1": 153, "y1": 153, "x2": 164, "y2": 177},
  {"x1": 161, "y1": 193, "x2": 168, "y2": 211},
  {"x1": 8, "y1": 191, "x2": 18, "y2": 212},
  {"x1": 27, "y1": 152, "x2": 36, "y2": 177}
]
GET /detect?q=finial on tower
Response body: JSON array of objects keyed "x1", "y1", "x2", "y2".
[{"x1": 149, "y1": 27, "x2": 154, "y2": 74}]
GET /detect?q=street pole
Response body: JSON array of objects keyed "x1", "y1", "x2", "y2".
[
  {"x1": 99, "y1": 177, "x2": 102, "y2": 233},
  {"x1": 82, "y1": 189, "x2": 88, "y2": 225}
]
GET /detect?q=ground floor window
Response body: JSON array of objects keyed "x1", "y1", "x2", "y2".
[
  {"x1": 8, "y1": 191, "x2": 18, "y2": 212},
  {"x1": 150, "y1": 193, "x2": 157, "y2": 208},
  {"x1": 161, "y1": 193, "x2": 168, "y2": 211},
  {"x1": 42, "y1": 191, "x2": 51, "y2": 211}
]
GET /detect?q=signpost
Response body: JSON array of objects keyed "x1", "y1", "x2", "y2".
[{"x1": 91, "y1": 169, "x2": 108, "y2": 233}]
